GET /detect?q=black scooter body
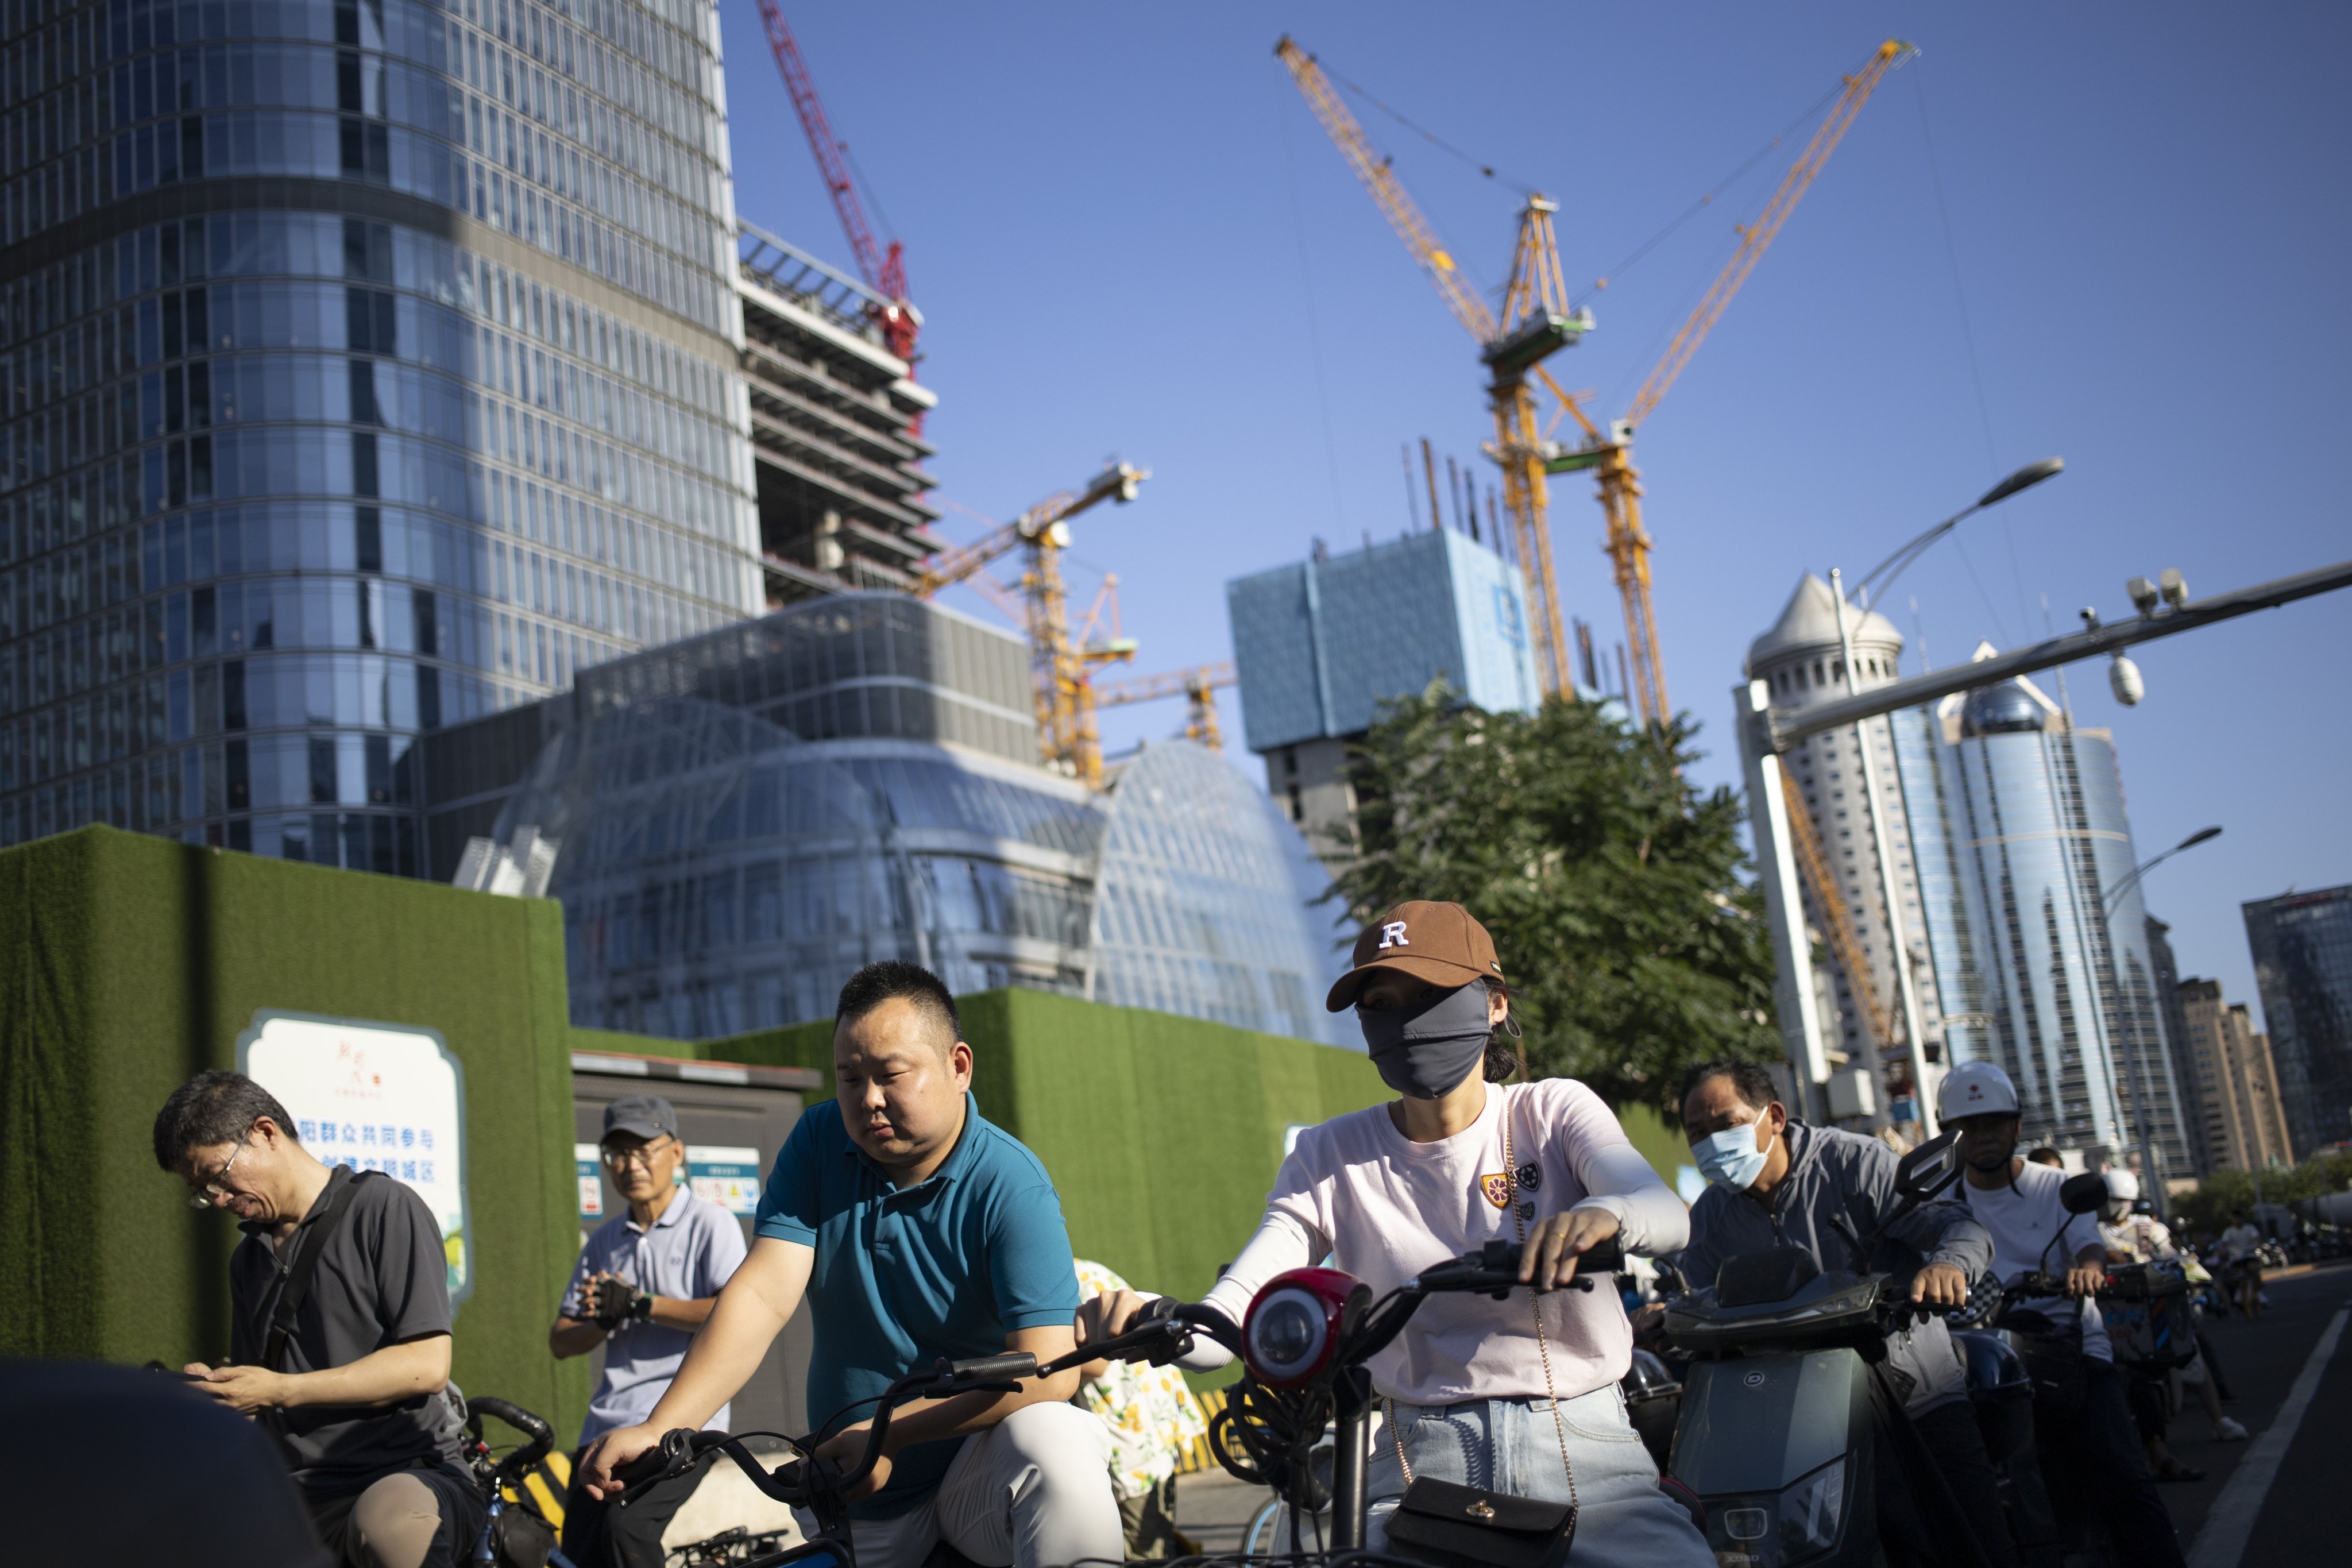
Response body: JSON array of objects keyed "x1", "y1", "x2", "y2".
[{"x1": 1664, "y1": 1262, "x2": 1890, "y2": 1568}]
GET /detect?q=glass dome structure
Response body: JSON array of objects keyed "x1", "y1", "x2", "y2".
[
  {"x1": 1959, "y1": 681, "x2": 2051, "y2": 737},
  {"x1": 1090, "y1": 741, "x2": 1353, "y2": 1048},
  {"x1": 491, "y1": 699, "x2": 1351, "y2": 1046}
]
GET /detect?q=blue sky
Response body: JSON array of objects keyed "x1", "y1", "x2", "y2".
[{"x1": 719, "y1": 2, "x2": 2352, "y2": 1025}]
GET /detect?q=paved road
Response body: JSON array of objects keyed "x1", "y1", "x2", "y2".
[
  {"x1": 1169, "y1": 1258, "x2": 2352, "y2": 1564},
  {"x1": 2169, "y1": 1258, "x2": 2351, "y2": 1566}
]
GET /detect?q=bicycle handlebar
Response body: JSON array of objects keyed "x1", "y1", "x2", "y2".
[
  {"x1": 465, "y1": 1397, "x2": 554, "y2": 1482},
  {"x1": 613, "y1": 1349, "x2": 1071, "y2": 1511}
]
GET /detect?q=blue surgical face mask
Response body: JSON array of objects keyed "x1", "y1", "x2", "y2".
[{"x1": 1693, "y1": 1114, "x2": 1774, "y2": 1190}]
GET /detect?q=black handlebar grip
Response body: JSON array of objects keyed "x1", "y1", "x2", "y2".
[
  {"x1": 465, "y1": 1397, "x2": 554, "y2": 1447},
  {"x1": 945, "y1": 1352, "x2": 1040, "y2": 1384},
  {"x1": 1575, "y1": 1238, "x2": 1625, "y2": 1275}
]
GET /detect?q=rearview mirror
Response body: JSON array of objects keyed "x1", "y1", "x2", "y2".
[
  {"x1": 1894, "y1": 1128, "x2": 1963, "y2": 1203},
  {"x1": 2059, "y1": 1172, "x2": 2108, "y2": 1215}
]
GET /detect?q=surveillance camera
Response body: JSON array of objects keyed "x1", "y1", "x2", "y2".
[
  {"x1": 2109, "y1": 651, "x2": 2145, "y2": 706},
  {"x1": 2159, "y1": 568, "x2": 2188, "y2": 609},
  {"x1": 2126, "y1": 577, "x2": 2160, "y2": 616}
]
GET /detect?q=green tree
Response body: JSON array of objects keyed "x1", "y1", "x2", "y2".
[{"x1": 1329, "y1": 684, "x2": 1780, "y2": 1112}]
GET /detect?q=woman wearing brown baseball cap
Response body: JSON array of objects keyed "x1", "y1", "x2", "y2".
[{"x1": 1080, "y1": 901, "x2": 1707, "y2": 1567}]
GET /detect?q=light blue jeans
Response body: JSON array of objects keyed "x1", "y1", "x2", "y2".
[{"x1": 1368, "y1": 1385, "x2": 1712, "y2": 1568}]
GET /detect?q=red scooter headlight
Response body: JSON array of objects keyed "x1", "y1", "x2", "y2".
[{"x1": 1243, "y1": 1267, "x2": 1369, "y2": 1388}]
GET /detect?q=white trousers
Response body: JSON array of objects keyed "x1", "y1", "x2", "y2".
[{"x1": 806, "y1": 1401, "x2": 1125, "y2": 1568}]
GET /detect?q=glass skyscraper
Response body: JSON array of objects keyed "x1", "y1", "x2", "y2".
[
  {"x1": 2242, "y1": 883, "x2": 2352, "y2": 1158},
  {"x1": 1917, "y1": 666, "x2": 2193, "y2": 1177},
  {"x1": 0, "y1": 0, "x2": 763, "y2": 868}
]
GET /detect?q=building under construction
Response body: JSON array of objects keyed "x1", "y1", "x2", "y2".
[{"x1": 735, "y1": 225, "x2": 947, "y2": 604}]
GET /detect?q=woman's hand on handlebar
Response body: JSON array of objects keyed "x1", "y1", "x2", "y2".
[
  {"x1": 813, "y1": 1423, "x2": 892, "y2": 1501},
  {"x1": 1073, "y1": 1287, "x2": 1157, "y2": 1361},
  {"x1": 1521, "y1": 1208, "x2": 1621, "y2": 1291},
  {"x1": 1910, "y1": 1262, "x2": 1970, "y2": 1308},
  {"x1": 579, "y1": 1422, "x2": 665, "y2": 1501}
]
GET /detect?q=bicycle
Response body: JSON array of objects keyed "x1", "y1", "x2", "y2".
[{"x1": 459, "y1": 1395, "x2": 577, "y2": 1568}]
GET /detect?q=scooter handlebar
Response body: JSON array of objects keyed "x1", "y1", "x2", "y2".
[{"x1": 1411, "y1": 1236, "x2": 1629, "y2": 1296}]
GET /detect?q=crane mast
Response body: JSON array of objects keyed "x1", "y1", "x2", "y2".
[
  {"x1": 915, "y1": 462, "x2": 1148, "y2": 787},
  {"x1": 1276, "y1": 37, "x2": 1588, "y2": 698}
]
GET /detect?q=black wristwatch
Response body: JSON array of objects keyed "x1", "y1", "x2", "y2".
[{"x1": 629, "y1": 1291, "x2": 655, "y2": 1324}]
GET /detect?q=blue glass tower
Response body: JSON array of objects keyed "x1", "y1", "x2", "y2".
[
  {"x1": 1921, "y1": 666, "x2": 2193, "y2": 1176},
  {"x1": 0, "y1": 0, "x2": 763, "y2": 868},
  {"x1": 2242, "y1": 883, "x2": 2352, "y2": 1158}
]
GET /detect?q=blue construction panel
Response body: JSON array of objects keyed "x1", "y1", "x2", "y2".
[{"x1": 1228, "y1": 532, "x2": 1540, "y2": 753}]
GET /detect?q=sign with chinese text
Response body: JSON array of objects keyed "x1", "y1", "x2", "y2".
[{"x1": 240, "y1": 1011, "x2": 473, "y2": 1304}]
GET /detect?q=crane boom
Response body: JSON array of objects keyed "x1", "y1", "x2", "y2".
[
  {"x1": 1624, "y1": 40, "x2": 1910, "y2": 429},
  {"x1": 1565, "y1": 39, "x2": 1911, "y2": 728},
  {"x1": 755, "y1": 0, "x2": 916, "y2": 362},
  {"x1": 1274, "y1": 37, "x2": 1497, "y2": 343},
  {"x1": 1096, "y1": 663, "x2": 1237, "y2": 752},
  {"x1": 912, "y1": 462, "x2": 1146, "y2": 598}
]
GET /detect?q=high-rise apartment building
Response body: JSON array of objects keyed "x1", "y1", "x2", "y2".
[
  {"x1": 2175, "y1": 978, "x2": 2293, "y2": 1172},
  {"x1": 0, "y1": 0, "x2": 772, "y2": 871},
  {"x1": 1744, "y1": 574, "x2": 1944, "y2": 1123},
  {"x1": 2143, "y1": 916, "x2": 2207, "y2": 1176},
  {"x1": 1228, "y1": 527, "x2": 1541, "y2": 863},
  {"x1": 2242, "y1": 882, "x2": 2352, "y2": 1157}
]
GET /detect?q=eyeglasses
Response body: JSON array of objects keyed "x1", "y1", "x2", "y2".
[
  {"x1": 188, "y1": 1126, "x2": 257, "y2": 1210},
  {"x1": 600, "y1": 1136, "x2": 675, "y2": 1172}
]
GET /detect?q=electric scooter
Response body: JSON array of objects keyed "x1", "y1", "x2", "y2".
[
  {"x1": 619, "y1": 1235, "x2": 1639, "y2": 1568},
  {"x1": 1658, "y1": 1127, "x2": 1971, "y2": 1568}
]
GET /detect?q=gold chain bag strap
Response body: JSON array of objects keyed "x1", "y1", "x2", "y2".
[{"x1": 1378, "y1": 1091, "x2": 1580, "y2": 1568}]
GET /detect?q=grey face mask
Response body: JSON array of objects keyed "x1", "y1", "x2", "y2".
[{"x1": 1358, "y1": 982, "x2": 1491, "y2": 1099}]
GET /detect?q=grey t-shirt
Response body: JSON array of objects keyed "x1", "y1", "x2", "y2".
[{"x1": 231, "y1": 1168, "x2": 464, "y2": 1494}]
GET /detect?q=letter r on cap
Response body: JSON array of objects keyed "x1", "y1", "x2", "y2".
[{"x1": 1378, "y1": 921, "x2": 1409, "y2": 949}]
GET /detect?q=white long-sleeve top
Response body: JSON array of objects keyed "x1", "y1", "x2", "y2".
[{"x1": 1187, "y1": 1077, "x2": 1687, "y2": 1405}]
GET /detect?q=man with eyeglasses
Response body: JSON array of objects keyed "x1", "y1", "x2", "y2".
[
  {"x1": 552, "y1": 1094, "x2": 747, "y2": 1565},
  {"x1": 152, "y1": 1069, "x2": 480, "y2": 1568}
]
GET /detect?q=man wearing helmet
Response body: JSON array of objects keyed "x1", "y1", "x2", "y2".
[{"x1": 1939, "y1": 1061, "x2": 2187, "y2": 1567}]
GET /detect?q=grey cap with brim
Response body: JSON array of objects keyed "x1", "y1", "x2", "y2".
[{"x1": 602, "y1": 1094, "x2": 678, "y2": 1143}]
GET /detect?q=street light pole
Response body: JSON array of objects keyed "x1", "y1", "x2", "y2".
[
  {"x1": 2103, "y1": 825, "x2": 2223, "y2": 914},
  {"x1": 1830, "y1": 567, "x2": 1939, "y2": 1137},
  {"x1": 1741, "y1": 552, "x2": 2352, "y2": 1146}
]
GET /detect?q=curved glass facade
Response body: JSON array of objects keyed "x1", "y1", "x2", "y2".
[
  {"x1": 1090, "y1": 740, "x2": 1351, "y2": 1048},
  {"x1": 1928, "y1": 679, "x2": 2192, "y2": 1176},
  {"x1": 497, "y1": 695, "x2": 1352, "y2": 1046},
  {"x1": 0, "y1": 0, "x2": 763, "y2": 864}
]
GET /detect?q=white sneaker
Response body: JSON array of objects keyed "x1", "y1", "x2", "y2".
[{"x1": 2216, "y1": 1418, "x2": 2249, "y2": 1442}]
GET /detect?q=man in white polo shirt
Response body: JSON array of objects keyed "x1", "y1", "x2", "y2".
[
  {"x1": 550, "y1": 1094, "x2": 746, "y2": 1565},
  {"x1": 1939, "y1": 1061, "x2": 2185, "y2": 1568}
]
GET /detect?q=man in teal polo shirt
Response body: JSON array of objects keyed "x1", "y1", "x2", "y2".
[{"x1": 580, "y1": 961, "x2": 1121, "y2": 1568}]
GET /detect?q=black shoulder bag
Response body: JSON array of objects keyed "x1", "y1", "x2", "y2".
[
  {"x1": 260, "y1": 1167, "x2": 377, "y2": 1374},
  {"x1": 1382, "y1": 1100, "x2": 1579, "y2": 1568}
]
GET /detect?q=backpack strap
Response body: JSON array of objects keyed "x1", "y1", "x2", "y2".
[{"x1": 262, "y1": 1167, "x2": 377, "y2": 1373}]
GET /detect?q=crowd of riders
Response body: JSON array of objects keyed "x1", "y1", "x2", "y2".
[{"x1": 142, "y1": 899, "x2": 2292, "y2": 1568}]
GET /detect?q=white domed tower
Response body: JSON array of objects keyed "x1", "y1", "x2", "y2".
[{"x1": 1745, "y1": 576, "x2": 1945, "y2": 1123}]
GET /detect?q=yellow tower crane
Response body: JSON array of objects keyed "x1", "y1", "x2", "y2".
[
  {"x1": 1546, "y1": 40, "x2": 1914, "y2": 725},
  {"x1": 1277, "y1": 37, "x2": 1590, "y2": 699},
  {"x1": 1094, "y1": 663, "x2": 1238, "y2": 752},
  {"x1": 914, "y1": 461, "x2": 1146, "y2": 786}
]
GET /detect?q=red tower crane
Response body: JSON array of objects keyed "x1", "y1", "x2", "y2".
[{"x1": 752, "y1": 0, "x2": 918, "y2": 367}]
